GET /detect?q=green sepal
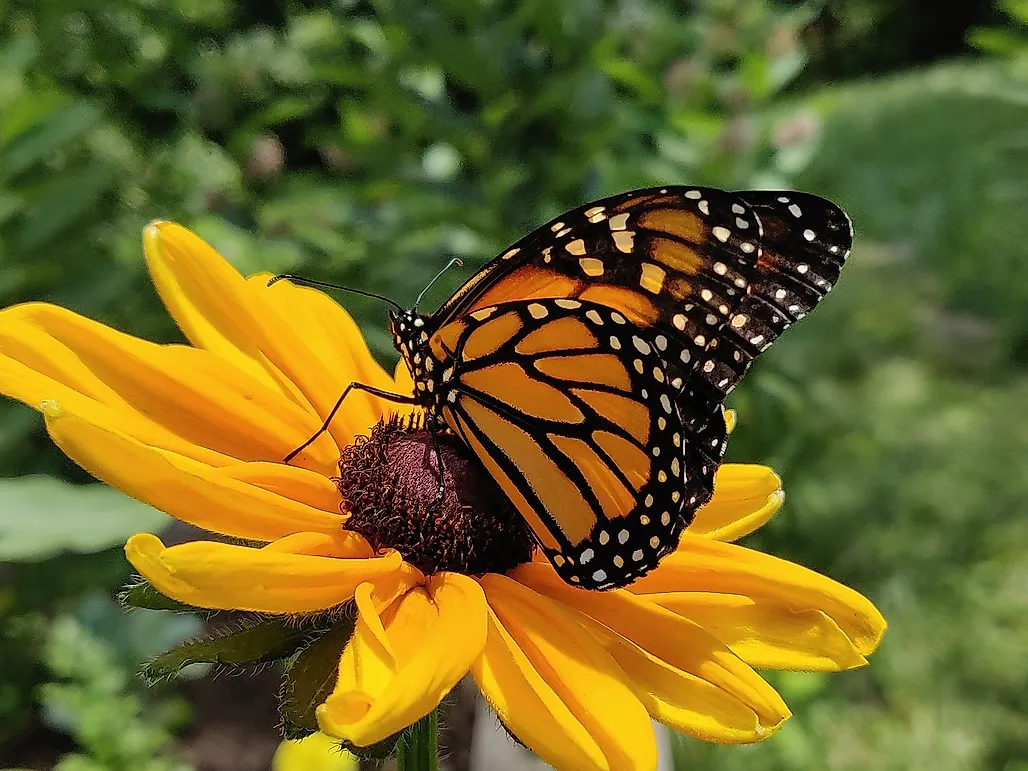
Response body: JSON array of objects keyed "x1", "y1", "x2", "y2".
[
  {"x1": 142, "y1": 615, "x2": 319, "y2": 684},
  {"x1": 279, "y1": 616, "x2": 356, "y2": 740},
  {"x1": 339, "y1": 730, "x2": 403, "y2": 762},
  {"x1": 119, "y1": 579, "x2": 203, "y2": 613}
]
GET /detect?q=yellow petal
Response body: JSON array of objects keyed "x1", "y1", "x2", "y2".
[
  {"x1": 0, "y1": 303, "x2": 337, "y2": 473},
  {"x1": 393, "y1": 359, "x2": 414, "y2": 397},
  {"x1": 474, "y1": 574, "x2": 657, "y2": 771},
  {"x1": 513, "y1": 564, "x2": 789, "y2": 744},
  {"x1": 688, "y1": 464, "x2": 783, "y2": 542},
  {"x1": 145, "y1": 222, "x2": 377, "y2": 451},
  {"x1": 273, "y1": 733, "x2": 358, "y2": 771},
  {"x1": 471, "y1": 605, "x2": 607, "y2": 770},
  {"x1": 44, "y1": 407, "x2": 346, "y2": 541},
  {"x1": 251, "y1": 274, "x2": 401, "y2": 440},
  {"x1": 257, "y1": 531, "x2": 368, "y2": 558},
  {"x1": 125, "y1": 532, "x2": 398, "y2": 612},
  {"x1": 724, "y1": 408, "x2": 737, "y2": 434},
  {"x1": 318, "y1": 573, "x2": 486, "y2": 746},
  {"x1": 646, "y1": 592, "x2": 868, "y2": 671},
  {"x1": 143, "y1": 222, "x2": 290, "y2": 392},
  {"x1": 390, "y1": 358, "x2": 421, "y2": 423},
  {"x1": 215, "y1": 462, "x2": 343, "y2": 515},
  {"x1": 631, "y1": 534, "x2": 887, "y2": 657},
  {"x1": 0, "y1": 329, "x2": 229, "y2": 468}
]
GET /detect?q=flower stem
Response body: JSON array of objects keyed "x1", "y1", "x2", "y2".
[{"x1": 397, "y1": 711, "x2": 439, "y2": 771}]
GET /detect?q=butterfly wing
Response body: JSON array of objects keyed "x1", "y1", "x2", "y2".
[
  {"x1": 433, "y1": 186, "x2": 851, "y2": 399},
  {"x1": 432, "y1": 297, "x2": 724, "y2": 589},
  {"x1": 425, "y1": 185, "x2": 852, "y2": 586}
]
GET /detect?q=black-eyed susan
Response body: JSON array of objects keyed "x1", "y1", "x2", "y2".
[{"x1": 0, "y1": 222, "x2": 885, "y2": 771}]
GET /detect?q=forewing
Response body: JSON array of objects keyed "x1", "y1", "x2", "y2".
[
  {"x1": 434, "y1": 298, "x2": 725, "y2": 590},
  {"x1": 432, "y1": 185, "x2": 852, "y2": 413}
]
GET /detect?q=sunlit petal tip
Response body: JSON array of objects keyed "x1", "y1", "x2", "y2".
[
  {"x1": 754, "y1": 708, "x2": 791, "y2": 740},
  {"x1": 855, "y1": 603, "x2": 888, "y2": 657},
  {"x1": 143, "y1": 220, "x2": 202, "y2": 269},
  {"x1": 143, "y1": 219, "x2": 169, "y2": 241},
  {"x1": 724, "y1": 408, "x2": 738, "y2": 434},
  {"x1": 635, "y1": 536, "x2": 887, "y2": 669},
  {"x1": 688, "y1": 465, "x2": 784, "y2": 542}
]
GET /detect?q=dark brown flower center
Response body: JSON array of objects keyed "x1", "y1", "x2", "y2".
[{"x1": 336, "y1": 418, "x2": 536, "y2": 576}]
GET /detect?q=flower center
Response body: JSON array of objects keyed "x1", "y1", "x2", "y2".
[{"x1": 336, "y1": 418, "x2": 536, "y2": 576}]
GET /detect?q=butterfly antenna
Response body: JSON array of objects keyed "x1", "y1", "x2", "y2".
[
  {"x1": 267, "y1": 274, "x2": 403, "y2": 312},
  {"x1": 415, "y1": 257, "x2": 464, "y2": 308}
]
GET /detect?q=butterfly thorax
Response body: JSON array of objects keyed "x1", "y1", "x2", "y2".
[{"x1": 389, "y1": 308, "x2": 448, "y2": 410}]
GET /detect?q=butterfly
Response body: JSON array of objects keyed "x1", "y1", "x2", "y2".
[{"x1": 279, "y1": 186, "x2": 852, "y2": 590}]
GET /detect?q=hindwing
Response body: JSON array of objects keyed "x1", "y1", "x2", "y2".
[{"x1": 432, "y1": 298, "x2": 725, "y2": 589}]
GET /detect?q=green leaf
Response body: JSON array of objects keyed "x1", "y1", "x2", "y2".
[
  {"x1": 279, "y1": 619, "x2": 355, "y2": 740},
  {"x1": 0, "y1": 476, "x2": 169, "y2": 561},
  {"x1": 16, "y1": 163, "x2": 119, "y2": 250},
  {"x1": 0, "y1": 102, "x2": 101, "y2": 178},
  {"x1": 119, "y1": 581, "x2": 202, "y2": 614},
  {"x1": 142, "y1": 616, "x2": 318, "y2": 683}
]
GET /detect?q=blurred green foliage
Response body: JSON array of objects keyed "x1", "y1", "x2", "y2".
[
  {"x1": 38, "y1": 611, "x2": 194, "y2": 771},
  {"x1": 1, "y1": 0, "x2": 1027, "y2": 769}
]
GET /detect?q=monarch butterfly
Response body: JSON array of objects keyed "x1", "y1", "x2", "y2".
[{"x1": 277, "y1": 185, "x2": 852, "y2": 590}]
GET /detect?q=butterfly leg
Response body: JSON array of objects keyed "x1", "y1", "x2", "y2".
[
  {"x1": 427, "y1": 429, "x2": 447, "y2": 508},
  {"x1": 284, "y1": 382, "x2": 417, "y2": 462}
]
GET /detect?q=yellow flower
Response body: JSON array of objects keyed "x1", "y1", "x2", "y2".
[
  {"x1": 273, "y1": 732, "x2": 358, "y2": 771},
  {"x1": 0, "y1": 222, "x2": 886, "y2": 771}
]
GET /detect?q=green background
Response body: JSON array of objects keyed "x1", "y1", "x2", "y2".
[{"x1": 1, "y1": 0, "x2": 1027, "y2": 769}]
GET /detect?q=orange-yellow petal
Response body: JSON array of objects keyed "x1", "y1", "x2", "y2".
[
  {"x1": 390, "y1": 359, "x2": 421, "y2": 422},
  {"x1": 513, "y1": 564, "x2": 789, "y2": 744},
  {"x1": 474, "y1": 574, "x2": 657, "y2": 771},
  {"x1": 143, "y1": 222, "x2": 292, "y2": 393},
  {"x1": 630, "y1": 534, "x2": 887, "y2": 658},
  {"x1": 251, "y1": 274, "x2": 401, "y2": 440},
  {"x1": 43, "y1": 405, "x2": 346, "y2": 541},
  {"x1": 724, "y1": 408, "x2": 737, "y2": 434},
  {"x1": 318, "y1": 573, "x2": 486, "y2": 745},
  {"x1": 0, "y1": 302, "x2": 337, "y2": 473},
  {"x1": 688, "y1": 464, "x2": 783, "y2": 542},
  {"x1": 645, "y1": 592, "x2": 868, "y2": 671},
  {"x1": 215, "y1": 462, "x2": 343, "y2": 515},
  {"x1": 124, "y1": 532, "x2": 399, "y2": 613},
  {"x1": 393, "y1": 359, "x2": 414, "y2": 397},
  {"x1": 472, "y1": 605, "x2": 607, "y2": 770},
  {"x1": 144, "y1": 222, "x2": 369, "y2": 452}
]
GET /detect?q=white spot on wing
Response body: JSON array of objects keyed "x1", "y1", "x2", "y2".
[
  {"x1": 613, "y1": 230, "x2": 635, "y2": 253},
  {"x1": 528, "y1": 303, "x2": 548, "y2": 319},
  {"x1": 565, "y1": 238, "x2": 587, "y2": 255},
  {"x1": 608, "y1": 212, "x2": 630, "y2": 230}
]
